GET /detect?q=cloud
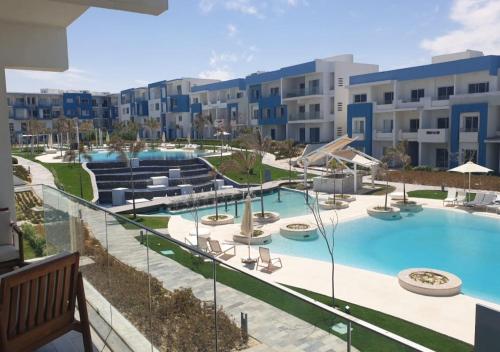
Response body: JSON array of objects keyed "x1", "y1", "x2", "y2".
[
  {"x1": 198, "y1": 0, "x2": 306, "y2": 18},
  {"x1": 421, "y1": 0, "x2": 500, "y2": 55},
  {"x1": 6, "y1": 67, "x2": 97, "y2": 91},
  {"x1": 227, "y1": 23, "x2": 238, "y2": 37},
  {"x1": 199, "y1": 0, "x2": 216, "y2": 13},
  {"x1": 199, "y1": 68, "x2": 234, "y2": 81}
]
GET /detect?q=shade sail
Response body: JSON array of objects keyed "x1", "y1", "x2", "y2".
[{"x1": 300, "y1": 135, "x2": 356, "y2": 165}]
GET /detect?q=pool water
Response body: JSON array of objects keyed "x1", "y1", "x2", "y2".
[
  {"x1": 151, "y1": 189, "x2": 313, "y2": 223},
  {"x1": 267, "y1": 209, "x2": 500, "y2": 303},
  {"x1": 87, "y1": 149, "x2": 206, "y2": 162}
]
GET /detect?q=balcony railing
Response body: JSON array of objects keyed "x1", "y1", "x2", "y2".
[
  {"x1": 418, "y1": 128, "x2": 449, "y2": 143},
  {"x1": 25, "y1": 184, "x2": 434, "y2": 352},
  {"x1": 285, "y1": 87, "x2": 323, "y2": 98},
  {"x1": 288, "y1": 112, "x2": 323, "y2": 121}
]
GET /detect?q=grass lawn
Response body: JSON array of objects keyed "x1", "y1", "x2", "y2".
[
  {"x1": 408, "y1": 190, "x2": 476, "y2": 201},
  {"x1": 137, "y1": 233, "x2": 471, "y2": 352},
  {"x1": 42, "y1": 163, "x2": 93, "y2": 201},
  {"x1": 206, "y1": 155, "x2": 301, "y2": 185},
  {"x1": 120, "y1": 215, "x2": 170, "y2": 229},
  {"x1": 23, "y1": 240, "x2": 37, "y2": 260}
]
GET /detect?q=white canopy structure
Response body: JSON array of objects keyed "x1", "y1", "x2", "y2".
[{"x1": 298, "y1": 135, "x2": 381, "y2": 193}]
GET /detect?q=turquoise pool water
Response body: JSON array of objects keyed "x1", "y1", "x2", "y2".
[
  {"x1": 268, "y1": 209, "x2": 500, "y2": 303},
  {"x1": 150, "y1": 189, "x2": 313, "y2": 222},
  {"x1": 87, "y1": 149, "x2": 206, "y2": 162}
]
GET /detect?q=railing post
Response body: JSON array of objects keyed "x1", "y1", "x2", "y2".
[
  {"x1": 213, "y1": 259, "x2": 219, "y2": 351},
  {"x1": 234, "y1": 200, "x2": 238, "y2": 218},
  {"x1": 346, "y1": 305, "x2": 351, "y2": 352},
  {"x1": 277, "y1": 187, "x2": 281, "y2": 202}
]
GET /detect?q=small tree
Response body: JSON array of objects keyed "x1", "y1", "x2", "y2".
[
  {"x1": 384, "y1": 141, "x2": 412, "y2": 203},
  {"x1": 78, "y1": 144, "x2": 92, "y2": 198},
  {"x1": 307, "y1": 193, "x2": 338, "y2": 307},
  {"x1": 277, "y1": 139, "x2": 301, "y2": 183},
  {"x1": 54, "y1": 117, "x2": 71, "y2": 157},
  {"x1": 108, "y1": 137, "x2": 145, "y2": 218},
  {"x1": 239, "y1": 128, "x2": 271, "y2": 217},
  {"x1": 220, "y1": 149, "x2": 257, "y2": 196},
  {"x1": 144, "y1": 117, "x2": 160, "y2": 142},
  {"x1": 79, "y1": 120, "x2": 94, "y2": 150}
]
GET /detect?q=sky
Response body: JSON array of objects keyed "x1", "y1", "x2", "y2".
[{"x1": 6, "y1": 0, "x2": 500, "y2": 93}]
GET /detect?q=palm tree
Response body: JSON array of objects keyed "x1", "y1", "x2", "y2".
[
  {"x1": 384, "y1": 141, "x2": 412, "y2": 204},
  {"x1": 239, "y1": 128, "x2": 271, "y2": 217},
  {"x1": 144, "y1": 117, "x2": 160, "y2": 141},
  {"x1": 193, "y1": 114, "x2": 207, "y2": 140},
  {"x1": 220, "y1": 149, "x2": 257, "y2": 195},
  {"x1": 108, "y1": 137, "x2": 145, "y2": 218},
  {"x1": 277, "y1": 139, "x2": 301, "y2": 183},
  {"x1": 54, "y1": 117, "x2": 71, "y2": 157},
  {"x1": 27, "y1": 119, "x2": 44, "y2": 154},
  {"x1": 79, "y1": 120, "x2": 94, "y2": 149}
]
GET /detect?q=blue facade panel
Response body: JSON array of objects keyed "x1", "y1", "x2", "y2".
[
  {"x1": 190, "y1": 102, "x2": 202, "y2": 114},
  {"x1": 347, "y1": 103, "x2": 373, "y2": 155},
  {"x1": 169, "y1": 95, "x2": 190, "y2": 113},
  {"x1": 450, "y1": 103, "x2": 488, "y2": 166},
  {"x1": 350, "y1": 55, "x2": 500, "y2": 85},
  {"x1": 63, "y1": 92, "x2": 92, "y2": 119},
  {"x1": 258, "y1": 95, "x2": 287, "y2": 125},
  {"x1": 191, "y1": 78, "x2": 246, "y2": 93}
]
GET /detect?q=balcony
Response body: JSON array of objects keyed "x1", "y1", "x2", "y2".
[
  {"x1": 288, "y1": 111, "x2": 323, "y2": 122},
  {"x1": 398, "y1": 129, "x2": 418, "y2": 140},
  {"x1": 460, "y1": 129, "x2": 479, "y2": 143},
  {"x1": 418, "y1": 128, "x2": 449, "y2": 143},
  {"x1": 373, "y1": 130, "x2": 393, "y2": 141},
  {"x1": 352, "y1": 131, "x2": 365, "y2": 141},
  {"x1": 284, "y1": 87, "x2": 323, "y2": 99},
  {"x1": 12, "y1": 185, "x2": 430, "y2": 352}
]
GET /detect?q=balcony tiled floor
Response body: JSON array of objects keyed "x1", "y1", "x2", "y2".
[{"x1": 36, "y1": 327, "x2": 106, "y2": 352}]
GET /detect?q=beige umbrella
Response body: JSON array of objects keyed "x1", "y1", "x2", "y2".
[
  {"x1": 241, "y1": 195, "x2": 254, "y2": 262},
  {"x1": 136, "y1": 131, "x2": 141, "y2": 142},
  {"x1": 162, "y1": 131, "x2": 166, "y2": 143},
  {"x1": 106, "y1": 131, "x2": 110, "y2": 144},
  {"x1": 448, "y1": 161, "x2": 492, "y2": 202},
  {"x1": 48, "y1": 133, "x2": 53, "y2": 148}
]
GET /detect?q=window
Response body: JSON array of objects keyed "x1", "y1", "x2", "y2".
[
  {"x1": 278, "y1": 106, "x2": 285, "y2": 117},
  {"x1": 330, "y1": 73, "x2": 335, "y2": 90},
  {"x1": 270, "y1": 87, "x2": 280, "y2": 96},
  {"x1": 437, "y1": 117, "x2": 449, "y2": 129},
  {"x1": 353, "y1": 119, "x2": 365, "y2": 134},
  {"x1": 330, "y1": 97, "x2": 335, "y2": 114},
  {"x1": 21, "y1": 122, "x2": 27, "y2": 133},
  {"x1": 463, "y1": 149, "x2": 477, "y2": 163},
  {"x1": 193, "y1": 97, "x2": 199, "y2": 104},
  {"x1": 92, "y1": 99, "x2": 97, "y2": 107},
  {"x1": 155, "y1": 103, "x2": 160, "y2": 111},
  {"x1": 309, "y1": 79, "x2": 320, "y2": 94},
  {"x1": 468, "y1": 82, "x2": 489, "y2": 94},
  {"x1": 436, "y1": 149, "x2": 449, "y2": 168},
  {"x1": 310, "y1": 128, "x2": 320, "y2": 143},
  {"x1": 299, "y1": 128, "x2": 306, "y2": 142},
  {"x1": 252, "y1": 109, "x2": 259, "y2": 119},
  {"x1": 178, "y1": 115, "x2": 182, "y2": 122},
  {"x1": 9, "y1": 123, "x2": 14, "y2": 133},
  {"x1": 337, "y1": 77, "x2": 344, "y2": 87},
  {"x1": 382, "y1": 119, "x2": 393, "y2": 132},
  {"x1": 177, "y1": 85, "x2": 182, "y2": 94},
  {"x1": 410, "y1": 89, "x2": 424, "y2": 102},
  {"x1": 354, "y1": 94, "x2": 367, "y2": 103},
  {"x1": 384, "y1": 91, "x2": 394, "y2": 104},
  {"x1": 265, "y1": 108, "x2": 271, "y2": 118},
  {"x1": 236, "y1": 92, "x2": 243, "y2": 99},
  {"x1": 66, "y1": 98, "x2": 74, "y2": 104},
  {"x1": 437, "y1": 86, "x2": 454, "y2": 100},
  {"x1": 463, "y1": 115, "x2": 479, "y2": 132},
  {"x1": 409, "y1": 119, "x2": 420, "y2": 132},
  {"x1": 337, "y1": 102, "x2": 343, "y2": 111}
]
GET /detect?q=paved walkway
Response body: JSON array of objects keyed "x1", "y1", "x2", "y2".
[
  {"x1": 14, "y1": 156, "x2": 56, "y2": 198},
  {"x1": 74, "y1": 204, "x2": 353, "y2": 352}
]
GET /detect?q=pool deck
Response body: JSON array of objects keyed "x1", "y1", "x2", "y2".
[{"x1": 167, "y1": 193, "x2": 500, "y2": 345}]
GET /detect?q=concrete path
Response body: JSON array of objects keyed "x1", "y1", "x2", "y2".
[
  {"x1": 72, "y1": 204, "x2": 353, "y2": 352},
  {"x1": 14, "y1": 156, "x2": 56, "y2": 198}
]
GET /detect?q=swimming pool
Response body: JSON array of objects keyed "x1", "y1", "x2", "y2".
[
  {"x1": 268, "y1": 209, "x2": 500, "y2": 303},
  {"x1": 150, "y1": 189, "x2": 313, "y2": 222},
  {"x1": 87, "y1": 149, "x2": 206, "y2": 162}
]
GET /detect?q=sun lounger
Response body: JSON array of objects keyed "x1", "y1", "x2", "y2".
[
  {"x1": 185, "y1": 236, "x2": 210, "y2": 252},
  {"x1": 456, "y1": 190, "x2": 467, "y2": 205},
  {"x1": 256, "y1": 247, "x2": 283, "y2": 272},
  {"x1": 208, "y1": 239, "x2": 236, "y2": 257},
  {"x1": 472, "y1": 193, "x2": 497, "y2": 210},
  {"x1": 443, "y1": 188, "x2": 457, "y2": 206},
  {"x1": 464, "y1": 192, "x2": 485, "y2": 207}
]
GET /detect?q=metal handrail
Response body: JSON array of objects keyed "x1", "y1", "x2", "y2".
[{"x1": 36, "y1": 184, "x2": 435, "y2": 351}]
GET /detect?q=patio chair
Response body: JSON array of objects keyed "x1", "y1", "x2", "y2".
[
  {"x1": 456, "y1": 190, "x2": 467, "y2": 205},
  {"x1": 208, "y1": 239, "x2": 236, "y2": 257},
  {"x1": 0, "y1": 208, "x2": 24, "y2": 273},
  {"x1": 257, "y1": 247, "x2": 283, "y2": 272},
  {"x1": 443, "y1": 188, "x2": 457, "y2": 206},
  {"x1": 464, "y1": 192, "x2": 485, "y2": 207},
  {"x1": 185, "y1": 235, "x2": 211, "y2": 253},
  {"x1": 0, "y1": 252, "x2": 92, "y2": 352},
  {"x1": 473, "y1": 193, "x2": 497, "y2": 210}
]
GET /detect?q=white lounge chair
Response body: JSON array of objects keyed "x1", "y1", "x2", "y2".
[
  {"x1": 456, "y1": 190, "x2": 467, "y2": 205},
  {"x1": 185, "y1": 236, "x2": 210, "y2": 252},
  {"x1": 256, "y1": 247, "x2": 283, "y2": 272},
  {"x1": 473, "y1": 193, "x2": 497, "y2": 210},
  {"x1": 443, "y1": 188, "x2": 457, "y2": 206},
  {"x1": 208, "y1": 240, "x2": 236, "y2": 257},
  {"x1": 464, "y1": 192, "x2": 485, "y2": 207}
]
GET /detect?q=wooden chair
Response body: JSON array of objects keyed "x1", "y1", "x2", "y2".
[
  {"x1": 0, "y1": 252, "x2": 92, "y2": 352},
  {"x1": 0, "y1": 208, "x2": 24, "y2": 273}
]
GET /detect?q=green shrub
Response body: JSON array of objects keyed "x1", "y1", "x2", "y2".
[
  {"x1": 412, "y1": 165, "x2": 432, "y2": 172},
  {"x1": 20, "y1": 223, "x2": 46, "y2": 257},
  {"x1": 12, "y1": 157, "x2": 18, "y2": 164}
]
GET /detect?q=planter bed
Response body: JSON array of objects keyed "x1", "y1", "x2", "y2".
[
  {"x1": 280, "y1": 223, "x2": 318, "y2": 241},
  {"x1": 201, "y1": 214, "x2": 235, "y2": 226},
  {"x1": 252, "y1": 211, "x2": 280, "y2": 224},
  {"x1": 367, "y1": 206, "x2": 401, "y2": 220}
]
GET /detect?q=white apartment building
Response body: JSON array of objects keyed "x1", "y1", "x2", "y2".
[{"x1": 347, "y1": 50, "x2": 500, "y2": 172}]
